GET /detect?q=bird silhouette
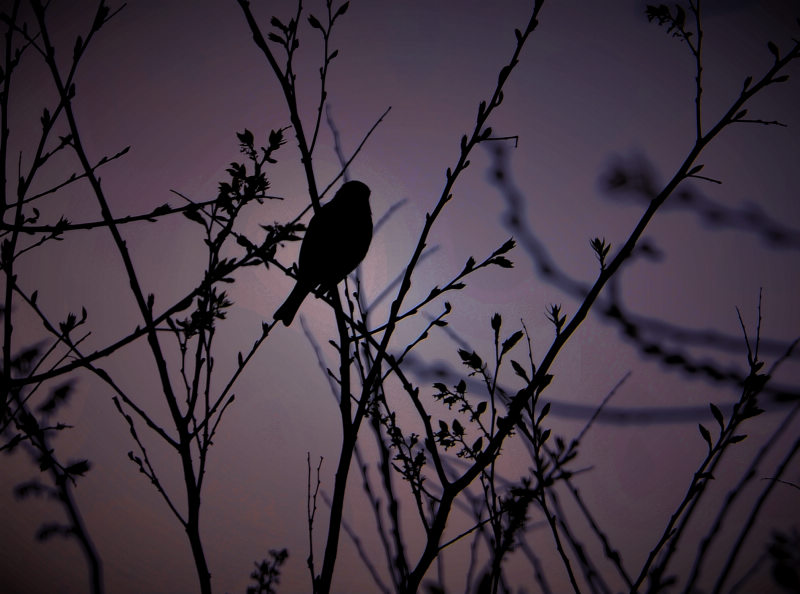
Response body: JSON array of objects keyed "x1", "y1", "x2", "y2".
[{"x1": 274, "y1": 180, "x2": 372, "y2": 326}]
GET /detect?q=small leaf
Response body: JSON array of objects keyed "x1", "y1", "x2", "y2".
[
  {"x1": 471, "y1": 436, "x2": 483, "y2": 453},
  {"x1": 462, "y1": 256, "x2": 476, "y2": 274},
  {"x1": 728, "y1": 434, "x2": 748, "y2": 444},
  {"x1": 490, "y1": 256, "x2": 513, "y2": 268},
  {"x1": 688, "y1": 164, "x2": 704, "y2": 175},
  {"x1": 37, "y1": 523, "x2": 69, "y2": 541},
  {"x1": 38, "y1": 382, "x2": 72, "y2": 413},
  {"x1": 511, "y1": 360, "x2": 529, "y2": 382},
  {"x1": 709, "y1": 403, "x2": 724, "y2": 429},
  {"x1": 675, "y1": 5, "x2": 686, "y2": 29},
  {"x1": 151, "y1": 203, "x2": 171, "y2": 217},
  {"x1": 741, "y1": 405, "x2": 764, "y2": 419},
  {"x1": 501, "y1": 330, "x2": 523, "y2": 355},
  {"x1": 65, "y1": 460, "x2": 91, "y2": 476},
  {"x1": 307, "y1": 14, "x2": 322, "y2": 30},
  {"x1": 493, "y1": 238, "x2": 515, "y2": 256},
  {"x1": 767, "y1": 41, "x2": 779, "y2": 59},
  {"x1": 183, "y1": 207, "x2": 205, "y2": 225},
  {"x1": 93, "y1": 4, "x2": 110, "y2": 29},
  {"x1": 334, "y1": 1, "x2": 350, "y2": 19},
  {"x1": 73, "y1": 36, "x2": 83, "y2": 61},
  {"x1": 236, "y1": 129, "x2": 254, "y2": 147},
  {"x1": 458, "y1": 349, "x2": 483, "y2": 370},
  {"x1": 698, "y1": 424, "x2": 712, "y2": 450},
  {"x1": 537, "y1": 402, "x2": 551, "y2": 424},
  {"x1": 14, "y1": 480, "x2": 46, "y2": 500},
  {"x1": 271, "y1": 16, "x2": 287, "y2": 32}
]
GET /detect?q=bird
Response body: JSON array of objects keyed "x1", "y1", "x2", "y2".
[{"x1": 273, "y1": 180, "x2": 372, "y2": 326}]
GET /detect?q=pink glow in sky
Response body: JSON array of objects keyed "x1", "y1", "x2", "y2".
[{"x1": 3, "y1": 1, "x2": 800, "y2": 593}]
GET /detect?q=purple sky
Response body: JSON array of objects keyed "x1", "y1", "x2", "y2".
[{"x1": 3, "y1": 1, "x2": 800, "y2": 592}]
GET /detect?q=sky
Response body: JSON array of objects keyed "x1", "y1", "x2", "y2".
[{"x1": 3, "y1": 1, "x2": 800, "y2": 593}]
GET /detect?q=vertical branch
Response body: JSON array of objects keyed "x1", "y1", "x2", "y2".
[
  {"x1": 314, "y1": 304, "x2": 356, "y2": 593},
  {"x1": 307, "y1": 453, "x2": 323, "y2": 584},
  {"x1": 30, "y1": 2, "x2": 212, "y2": 592},
  {"x1": 13, "y1": 388, "x2": 105, "y2": 594},
  {"x1": 2, "y1": 0, "x2": 24, "y2": 425},
  {"x1": 235, "y1": 4, "x2": 381, "y2": 592},
  {"x1": 683, "y1": 399, "x2": 800, "y2": 593},
  {"x1": 308, "y1": 0, "x2": 348, "y2": 155},
  {"x1": 237, "y1": 0, "x2": 321, "y2": 212},
  {"x1": 2, "y1": 5, "x2": 103, "y2": 592},
  {"x1": 713, "y1": 429, "x2": 800, "y2": 594},
  {"x1": 690, "y1": 0, "x2": 703, "y2": 140},
  {"x1": 0, "y1": 0, "x2": 19, "y2": 213},
  {"x1": 53, "y1": 458, "x2": 104, "y2": 594}
]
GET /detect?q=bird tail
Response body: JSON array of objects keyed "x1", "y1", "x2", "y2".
[{"x1": 273, "y1": 284, "x2": 309, "y2": 326}]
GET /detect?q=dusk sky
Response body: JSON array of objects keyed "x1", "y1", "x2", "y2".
[{"x1": 3, "y1": 1, "x2": 800, "y2": 593}]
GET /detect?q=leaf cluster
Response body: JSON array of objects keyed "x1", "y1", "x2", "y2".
[
  {"x1": 246, "y1": 548, "x2": 289, "y2": 594},
  {"x1": 646, "y1": 4, "x2": 692, "y2": 40}
]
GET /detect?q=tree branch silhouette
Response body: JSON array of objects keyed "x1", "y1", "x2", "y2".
[{"x1": 4, "y1": 2, "x2": 800, "y2": 593}]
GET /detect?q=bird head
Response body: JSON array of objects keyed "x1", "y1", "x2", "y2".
[{"x1": 337, "y1": 180, "x2": 370, "y2": 202}]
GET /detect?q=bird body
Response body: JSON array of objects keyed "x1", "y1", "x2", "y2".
[{"x1": 274, "y1": 180, "x2": 372, "y2": 326}]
